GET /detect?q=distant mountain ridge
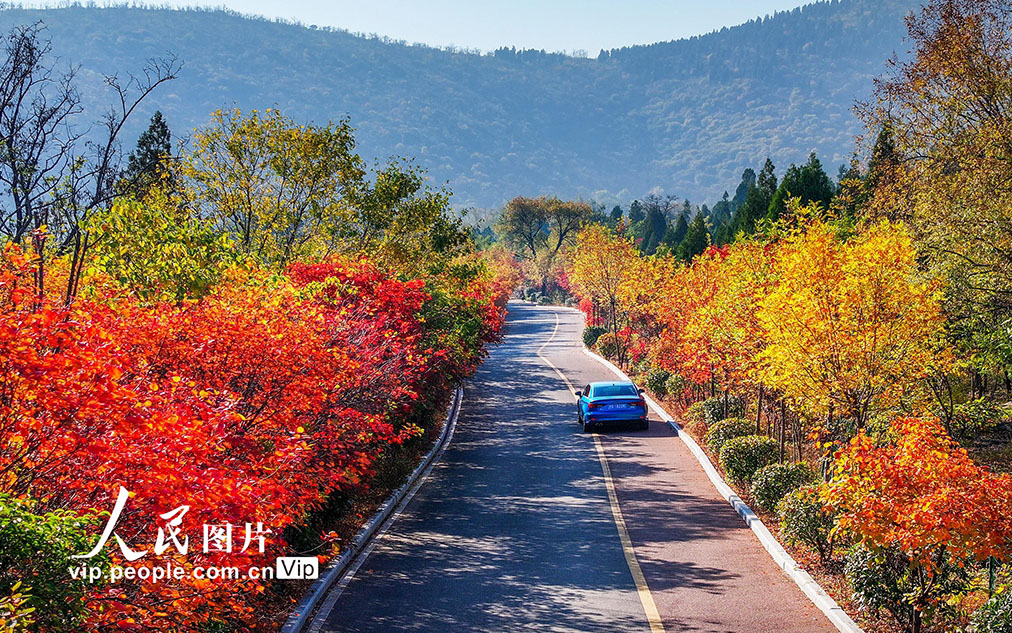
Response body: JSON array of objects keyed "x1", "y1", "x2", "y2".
[{"x1": 0, "y1": 0, "x2": 919, "y2": 209}]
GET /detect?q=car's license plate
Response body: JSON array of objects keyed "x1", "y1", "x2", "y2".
[{"x1": 604, "y1": 404, "x2": 630, "y2": 410}]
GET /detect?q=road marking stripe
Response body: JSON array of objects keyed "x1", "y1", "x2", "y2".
[
  {"x1": 536, "y1": 311, "x2": 666, "y2": 633},
  {"x1": 579, "y1": 342, "x2": 863, "y2": 633}
]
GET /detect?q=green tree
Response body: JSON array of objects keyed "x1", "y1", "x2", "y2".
[
  {"x1": 495, "y1": 195, "x2": 592, "y2": 290},
  {"x1": 711, "y1": 191, "x2": 732, "y2": 226},
  {"x1": 663, "y1": 212, "x2": 689, "y2": 249},
  {"x1": 732, "y1": 168, "x2": 756, "y2": 210},
  {"x1": 638, "y1": 204, "x2": 667, "y2": 255},
  {"x1": 712, "y1": 219, "x2": 732, "y2": 246},
  {"x1": 89, "y1": 186, "x2": 234, "y2": 302},
  {"x1": 122, "y1": 111, "x2": 172, "y2": 194},
  {"x1": 863, "y1": 123, "x2": 902, "y2": 219},
  {"x1": 628, "y1": 199, "x2": 645, "y2": 223},
  {"x1": 731, "y1": 158, "x2": 777, "y2": 237},
  {"x1": 767, "y1": 152, "x2": 834, "y2": 221},
  {"x1": 677, "y1": 211, "x2": 709, "y2": 262},
  {"x1": 183, "y1": 108, "x2": 363, "y2": 267},
  {"x1": 610, "y1": 204, "x2": 623, "y2": 223}
]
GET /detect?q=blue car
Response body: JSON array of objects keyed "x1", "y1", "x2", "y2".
[{"x1": 575, "y1": 381, "x2": 649, "y2": 433}]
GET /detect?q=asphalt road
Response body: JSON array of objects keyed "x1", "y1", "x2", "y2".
[{"x1": 313, "y1": 302, "x2": 837, "y2": 633}]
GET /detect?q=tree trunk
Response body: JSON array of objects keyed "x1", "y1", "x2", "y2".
[
  {"x1": 756, "y1": 384, "x2": 763, "y2": 434},
  {"x1": 779, "y1": 401, "x2": 786, "y2": 463},
  {"x1": 794, "y1": 416, "x2": 802, "y2": 462}
]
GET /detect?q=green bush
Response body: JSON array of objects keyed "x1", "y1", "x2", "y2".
[
  {"x1": 845, "y1": 544, "x2": 971, "y2": 630},
  {"x1": 972, "y1": 589, "x2": 1012, "y2": 633},
  {"x1": 0, "y1": 581, "x2": 34, "y2": 633},
  {"x1": 0, "y1": 494, "x2": 108, "y2": 632},
  {"x1": 778, "y1": 484, "x2": 836, "y2": 562},
  {"x1": 582, "y1": 325, "x2": 607, "y2": 348},
  {"x1": 664, "y1": 373, "x2": 686, "y2": 399},
  {"x1": 705, "y1": 417, "x2": 754, "y2": 455},
  {"x1": 644, "y1": 368, "x2": 672, "y2": 397},
  {"x1": 702, "y1": 393, "x2": 746, "y2": 425},
  {"x1": 751, "y1": 461, "x2": 813, "y2": 513},
  {"x1": 719, "y1": 434, "x2": 777, "y2": 484},
  {"x1": 596, "y1": 332, "x2": 621, "y2": 359},
  {"x1": 953, "y1": 398, "x2": 1008, "y2": 440},
  {"x1": 537, "y1": 295, "x2": 552, "y2": 305}
]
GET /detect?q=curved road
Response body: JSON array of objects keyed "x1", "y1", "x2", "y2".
[{"x1": 312, "y1": 302, "x2": 836, "y2": 633}]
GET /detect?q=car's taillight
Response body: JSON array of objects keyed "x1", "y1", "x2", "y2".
[
  {"x1": 636, "y1": 397, "x2": 646, "y2": 408},
  {"x1": 588, "y1": 402, "x2": 603, "y2": 411}
]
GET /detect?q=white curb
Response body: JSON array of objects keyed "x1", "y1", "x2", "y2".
[
  {"x1": 281, "y1": 386, "x2": 464, "y2": 633},
  {"x1": 580, "y1": 345, "x2": 863, "y2": 633}
]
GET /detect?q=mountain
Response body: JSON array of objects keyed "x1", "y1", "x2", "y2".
[{"x1": 0, "y1": 1, "x2": 919, "y2": 210}]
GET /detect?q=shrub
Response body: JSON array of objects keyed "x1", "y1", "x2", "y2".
[
  {"x1": 0, "y1": 581, "x2": 34, "y2": 633},
  {"x1": 0, "y1": 494, "x2": 108, "y2": 632},
  {"x1": 702, "y1": 393, "x2": 746, "y2": 425},
  {"x1": 720, "y1": 435, "x2": 777, "y2": 484},
  {"x1": 953, "y1": 397, "x2": 1008, "y2": 440},
  {"x1": 582, "y1": 325, "x2": 607, "y2": 348},
  {"x1": 684, "y1": 401, "x2": 705, "y2": 424},
  {"x1": 972, "y1": 589, "x2": 1012, "y2": 633},
  {"x1": 537, "y1": 295, "x2": 552, "y2": 305},
  {"x1": 680, "y1": 401, "x2": 707, "y2": 435},
  {"x1": 778, "y1": 484, "x2": 836, "y2": 562},
  {"x1": 644, "y1": 368, "x2": 672, "y2": 397},
  {"x1": 596, "y1": 332, "x2": 621, "y2": 359},
  {"x1": 844, "y1": 544, "x2": 971, "y2": 630},
  {"x1": 664, "y1": 373, "x2": 687, "y2": 399},
  {"x1": 705, "y1": 417, "x2": 754, "y2": 454},
  {"x1": 751, "y1": 461, "x2": 813, "y2": 513}
]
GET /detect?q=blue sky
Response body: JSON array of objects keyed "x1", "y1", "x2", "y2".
[{"x1": 149, "y1": 0, "x2": 809, "y2": 53}]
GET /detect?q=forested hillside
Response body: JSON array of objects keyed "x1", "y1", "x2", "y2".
[{"x1": 0, "y1": 0, "x2": 917, "y2": 208}]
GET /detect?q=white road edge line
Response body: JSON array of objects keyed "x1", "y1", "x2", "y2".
[
  {"x1": 281, "y1": 386, "x2": 464, "y2": 633},
  {"x1": 536, "y1": 310, "x2": 667, "y2": 633},
  {"x1": 568, "y1": 312, "x2": 862, "y2": 633}
]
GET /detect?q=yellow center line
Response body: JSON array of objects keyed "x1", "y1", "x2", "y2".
[{"x1": 536, "y1": 311, "x2": 666, "y2": 633}]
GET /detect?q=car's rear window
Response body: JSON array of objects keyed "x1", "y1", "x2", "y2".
[{"x1": 593, "y1": 384, "x2": 638, "y2": 397}]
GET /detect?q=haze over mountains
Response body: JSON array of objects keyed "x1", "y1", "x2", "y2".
[{"x1": 0, "y1": 0, "x2": 918, "y2": 209}]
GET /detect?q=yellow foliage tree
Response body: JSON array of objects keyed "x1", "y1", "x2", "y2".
[
  {"x1": 757, "y1": 218, "x2": 949, "y2": 428},
  {"x1": 183, "y1": 108, "x2": 363, "y2": 267},
  {"x1": 568, "y1": 224, "x2": 637, "y2": 355},
  {"x1": 182, "y1": 108, "x2": 466, "y2": 273}
]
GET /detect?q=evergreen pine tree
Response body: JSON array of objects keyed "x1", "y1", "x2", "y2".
[
  {"x1": 663, "y1": 212, "x2": 689, "y2": 249},
  {"x1": 731, "y1": 168, "x2": 756, "y2": 210},
  {"x1": 677, "y1": 211, "x2": 709, "y2": 262},
  {"x1": 767, "y1": 152, "x2": 834, "y2": 221},
  {"x1": 730, "y1": 158, "x2": 776, "y2": 237},
  {"x1": 865, "y1": 123, "x2": 898, "y2": 197},
  {"x1": 628, "y1": 200, "x2": 645, "y2": 223},
  {"x1": 124, "y1": 111, "x2": 172, "y2": 193}
]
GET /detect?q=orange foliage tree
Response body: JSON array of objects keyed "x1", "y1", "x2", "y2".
[{"x1": 826, "y1": 416, "x2": 1012, "y2": 631}]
